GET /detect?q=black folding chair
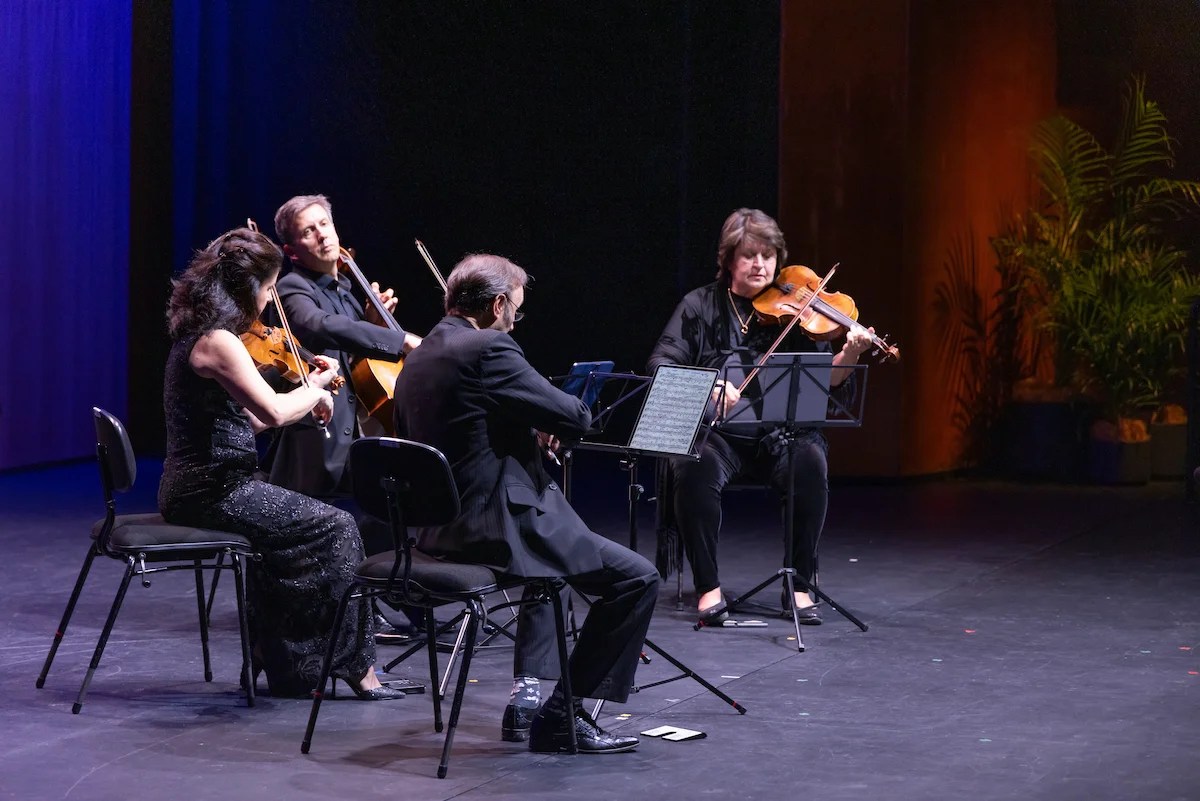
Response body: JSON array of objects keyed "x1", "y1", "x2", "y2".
[
  {"x1": 36, "y1": 407, "x2": 256, "y2": 712},
  {"x1": 300, "y1": 436, "x2": 576, "y2": 778}
]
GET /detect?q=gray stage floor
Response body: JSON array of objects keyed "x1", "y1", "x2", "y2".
[{"x1": 2, "y1": 461, "x2": 1198, "y2": 801}]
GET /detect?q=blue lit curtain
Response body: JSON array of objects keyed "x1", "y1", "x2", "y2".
[{"x1": 0, "y1": 2, "x2": 131, "y2": 469}]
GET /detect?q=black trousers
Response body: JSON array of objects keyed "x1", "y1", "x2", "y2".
[
  {"x1": 511, "y1": 532, "x2": 658, "y2": 704},
  {"x1": 670, "y1": 429, "x2": 828, "y2": 596}
]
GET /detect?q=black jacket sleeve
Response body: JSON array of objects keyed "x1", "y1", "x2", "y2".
[
  {"x1": 481, "y1": 334, "x2": 592, "y2": 438},
  {"x1": 275, "y1": 272, "x2": 408, "y2": 361}
]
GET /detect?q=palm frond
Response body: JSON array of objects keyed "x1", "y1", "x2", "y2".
[
  {"x1": 1032, "y1": 115, "x2": 1109, "y2": 220},
  {"x1": 1111, "y1": 76, "x2": 1176, "y2": 187},
  {"x1": 1131, "y1": 177, "x2": 1200, "y2": 219}
]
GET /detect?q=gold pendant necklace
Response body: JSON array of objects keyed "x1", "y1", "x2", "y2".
[{"x1": 728, "y1": 288, "x2": 751, "y2": 335}]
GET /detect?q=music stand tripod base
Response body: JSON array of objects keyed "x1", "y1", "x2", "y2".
[
  {"x1": 566, "y1": 366, "x2": 746, "y2": 716},
  {"x1": 705, "y1": 357, "x2": 871, "y2": 651}
]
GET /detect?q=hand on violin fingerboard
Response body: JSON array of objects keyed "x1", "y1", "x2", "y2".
[{"x1": 841, "y1": 325, "x2": 876, "y2": 360}]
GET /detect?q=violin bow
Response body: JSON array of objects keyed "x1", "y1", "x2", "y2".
[{"x1": 415, "y1": 239, "x2": 448, "y2": 293}]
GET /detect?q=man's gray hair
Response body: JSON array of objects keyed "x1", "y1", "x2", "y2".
[{"x1": 445, "y1": 254, "x2": 529, "y2": 316}]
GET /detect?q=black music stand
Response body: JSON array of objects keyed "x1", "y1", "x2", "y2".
[
  {"x1": 704, "y1": 353, "x2": 870, "y2": 652},
  {"x1": 560, "y1": 364, "x2": 746, "y2": 716}
]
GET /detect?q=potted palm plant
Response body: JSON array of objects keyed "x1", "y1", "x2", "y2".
[{"x1": 992, "y1": 77, "x2": 1200, "y2": 483}]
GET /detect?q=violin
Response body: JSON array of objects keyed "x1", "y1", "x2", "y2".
[
  {"x1": 730, "y1": 263, "x2": 899, "y2": 398},
  {"x1": 752, "y1": 264, "x2": 900, "y2": 360},
  {"x1": 240, "y1": 319, "x2": 345, "y2": 393},
  {"x1": 243, "y1": 217, "x2": 338, "y2": 438}
]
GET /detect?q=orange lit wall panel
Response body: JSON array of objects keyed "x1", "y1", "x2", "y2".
[{"x1": 780, "y1": 0, "x2": 1056, "y2": 476}]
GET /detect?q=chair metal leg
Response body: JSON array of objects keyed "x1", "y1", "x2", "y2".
[
  {"x1": 231, "y1": 554, "x2": 255, "y2": 707},
  {"x1": 566, "y1": 593, "x2": 580, "y2": 641},
  {"x1": 37, "y1": 546, "x2": 98, "y2": 689},
  {"x1": 437, "y1": 599, "x2": 482, "y2": 779},
  {"x1": 476, "y1": 587, "x2": 520, "y2": 647},
  {"x1": 301, "y1": 583, "x2": 356, "y2": 754},
  {"x1": 439, "y1": 610, "x2": 475, "y2": 699},
  {"x1": 425, "y1": 607, "x2": 442, "y2": 733},
  {"x1": 73, "y1": 559, "x2": 136, "y2": 714},
  {"x1": 205, "y1": 551, "x2": 225, "y2": 625},
  {"x1": 675, "y1": 529, "x2": 685, "y2": 611},
  {"x1": 193, "y1": 560, "x2": 214, "y2": 682},
  {"x1": 549, "y1": 581, "x2": 578, "y2": 755}
]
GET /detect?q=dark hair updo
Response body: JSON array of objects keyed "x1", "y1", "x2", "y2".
[{"x1": 166, "y1": 228, "x2": 283, "y2": 340}]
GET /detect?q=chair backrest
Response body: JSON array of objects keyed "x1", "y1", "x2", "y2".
[
  {"x1": 349, "y1": 437, "x2": 460, "y2": 527},
  {"x1": 92, "y1": 407, "x2": 136, "y2": 493}
]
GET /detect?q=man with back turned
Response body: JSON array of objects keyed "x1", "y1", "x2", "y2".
[{"x1": 393, "y1": 253, "x2": 659, "y2": 753}]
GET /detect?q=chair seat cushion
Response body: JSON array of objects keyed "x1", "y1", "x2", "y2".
[
  {"x1": 93, "y1": 512, "x2": 253, "y2": 557},
  {"x1": 357, "y1": 550, "x2": 501, "y2": 596}
]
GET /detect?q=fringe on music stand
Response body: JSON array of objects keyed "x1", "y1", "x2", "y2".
[{"x1": 653, "y1": 458, "x2": 681, "y2": 579}]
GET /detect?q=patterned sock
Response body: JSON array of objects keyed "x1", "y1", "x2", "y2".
[{"x1": 508, "y1": 676, "x2": 541, "y2": 709}]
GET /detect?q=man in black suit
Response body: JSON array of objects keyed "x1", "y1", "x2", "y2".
[
  {"x1": 265, "y1": 194, "x2": 421, "y2": 500},
  {"x1": 393, "y1": 253, "x2": 659, "y2": 754}
]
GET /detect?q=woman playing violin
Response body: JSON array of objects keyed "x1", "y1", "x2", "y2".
[
  {"x1": 158, "y1": 227, "x2": 402, "y2": 699},
  {"x1": 647, "y1": 208, "x2": 874, "y2": 625}
]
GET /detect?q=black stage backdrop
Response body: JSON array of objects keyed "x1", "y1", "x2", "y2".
[{"x1": 129, "y1": 1, "x2": 780, "y2": 452}]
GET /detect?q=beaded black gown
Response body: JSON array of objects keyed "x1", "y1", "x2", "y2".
[{"x1": 157, "y1": 334, "x2": 376, "y2": 697}]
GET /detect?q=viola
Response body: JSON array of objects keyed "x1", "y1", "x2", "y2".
[
  {"x1": 240, "y1": 319, "x2": 345, "y2": 393},
  {"x1": 728, "y1": 263, "x2": 899, "y2": 398},
  {"x1": 752, "y1": 264, "x2": 900, "y2": 360}
]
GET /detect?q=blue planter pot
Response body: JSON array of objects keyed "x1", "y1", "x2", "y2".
[
  {"x1": 1087, "y1": 438, "x2": 1152, "y2": 485},
  {"x1": 1002, "y1": 401, "x2": 1088, "y2": 481}
]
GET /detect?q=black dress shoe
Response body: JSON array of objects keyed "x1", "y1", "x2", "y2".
[
  {"x1": 528, "y1": 707, "x2": 639, "y2": 754},
  {"x1": 781, "y1": 591, "x2": 822, "y2": 625},
  {"x1": 373, "y1": 613, "x2": 422, "y2": 644},
  {"x1": 697, "y1": 600, "x2": 729, "y2": 627},
  {"x1": 350, "y1": 684, "x2": 408, "y2": 701},
  {"x1": 782, "y1": 603, "x2": 822, "y2": 625},
  {"x1": 331, "y1": 676, "x2": 407, "y2": 701},
  {"x1": 502, "y1": 703, "x2": 536, "y2": 742}
]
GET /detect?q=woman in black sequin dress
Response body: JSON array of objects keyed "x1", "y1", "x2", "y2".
[{"x1": 157, "y1": 228, "x2": 398, "y2": 699}]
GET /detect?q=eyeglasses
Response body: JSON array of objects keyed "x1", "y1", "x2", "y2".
[{"x1": 500, "y1": 294, "x2": 525, "y2": 322}]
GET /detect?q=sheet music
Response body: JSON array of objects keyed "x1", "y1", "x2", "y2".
[{"x1": 628, "y1": 366, "x2": 716, "y2": 456}]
